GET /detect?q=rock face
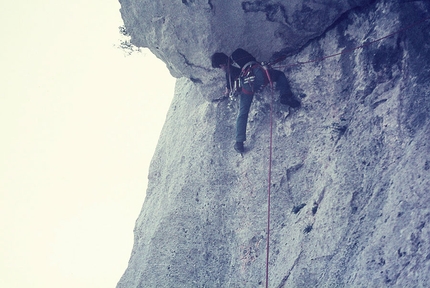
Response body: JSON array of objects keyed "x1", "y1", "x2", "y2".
[
  {"x1": 119, "y1": 0, "x2": 372, "y2": 90},
  {"x1": 117, "y1": 1, "x2": 430, "y2": 287}
]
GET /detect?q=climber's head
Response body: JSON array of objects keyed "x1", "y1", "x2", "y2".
[{"x1": 211, "y1": 52, "x2": 229, "y2": 69}]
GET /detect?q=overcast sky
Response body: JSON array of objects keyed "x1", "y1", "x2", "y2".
[{"x1": 0, "y1": 1, "x2": 175, "y2": 287}]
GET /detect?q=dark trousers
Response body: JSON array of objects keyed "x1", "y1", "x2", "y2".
[
  {"x1": 235, "y1": 68, "x2": 292, "y2": 142},
  {"x1": 236, "y1": 92, "x2": 254, "y2": 142},
  {"x1": 269, "y1": 69, "x2": 293, "y2": 99}
]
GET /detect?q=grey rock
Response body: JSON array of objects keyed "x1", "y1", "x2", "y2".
[
  {"x1": 117, "y1": 1, "x2": 430, "y2": 287},
  {"x1": 119, "y1": 0, "x2": 371, "y2": 94}
]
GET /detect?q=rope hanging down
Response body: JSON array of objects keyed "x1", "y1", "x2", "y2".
[
  {"x1": 261, "y1": 15, "x2": 429, "y2": 288},
  {"x1": 262, "y1": 65, "x2": 274, "y2": 288}
]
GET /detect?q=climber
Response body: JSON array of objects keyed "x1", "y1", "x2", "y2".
[{"x1": 211, "y1": 48, "x2": 300, "y2": 153}]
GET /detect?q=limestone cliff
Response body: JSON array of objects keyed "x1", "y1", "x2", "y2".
[{"x1": 117, "y1": 1, "x2": 430, "y2": 287}]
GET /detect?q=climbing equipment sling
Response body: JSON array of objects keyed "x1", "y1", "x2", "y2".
[{"x1": 240, "y1": 61, "x2": 271, "y2": 95}]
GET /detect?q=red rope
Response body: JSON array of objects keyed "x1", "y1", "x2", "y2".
[
  {"x1": 263, "y1": 67, "x2": 274, "y2": 288},
  {"x1": 257, "y1": 15, "x2": 429, "y2": 288}
]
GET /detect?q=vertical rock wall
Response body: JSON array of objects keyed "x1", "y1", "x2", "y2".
[{"x1": 117, "y1": 1, "x2": 430, "y2": 287}]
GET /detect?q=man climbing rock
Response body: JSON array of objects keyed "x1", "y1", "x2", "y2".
[{"x1": 211, "y1": 48, "x2": 300, "y2": 153}]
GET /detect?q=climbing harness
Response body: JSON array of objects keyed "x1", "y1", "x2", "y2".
[{"x1": 240, "y1": 61, "x2": 271, "y2": 95}]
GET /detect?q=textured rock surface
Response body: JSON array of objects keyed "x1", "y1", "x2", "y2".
[
  {"x1": 117, "y1": 0, "x2": 430, "y2": 287},
  {"x1": 119, "y1": 0, "x2": 371, "y2": 89}
]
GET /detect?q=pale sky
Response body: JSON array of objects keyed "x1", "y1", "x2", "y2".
[{"x1": 0, "y1": 1, "x2": 175, "y2": 287}]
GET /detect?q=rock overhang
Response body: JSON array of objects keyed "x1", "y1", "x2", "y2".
[{"x1": 119, "y1": 0, "x2": 374, "y2": 82}]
